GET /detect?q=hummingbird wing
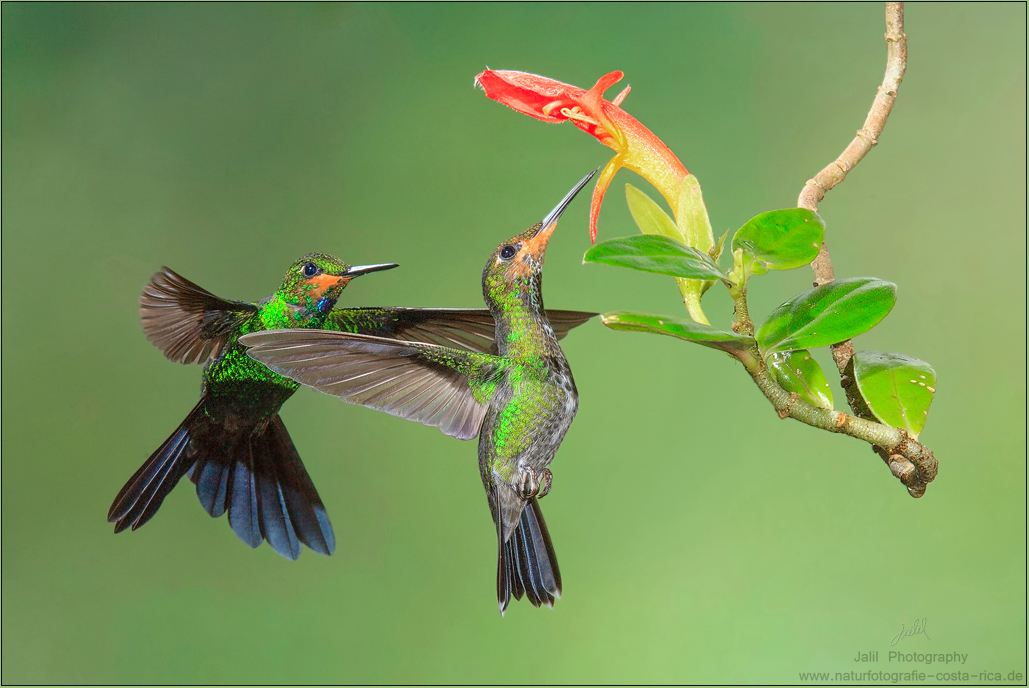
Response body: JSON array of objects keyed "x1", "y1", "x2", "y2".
[
  {"x1": 240, "y1": 330, "x2": 505, "y2": 440},
  {"x1": 140, "y1": 268, "x2": 258, "y2": 364},
  {"x1": 544, "y1": 309, "x2": 598, "y2": 344},
  {"x1": 327, "y1": 307, "x2": 596, "y2": 355}
]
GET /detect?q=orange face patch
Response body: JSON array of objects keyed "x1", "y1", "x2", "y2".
[
  {"x1": 524, "y1": 221, "x2": 556, "y2": 256},
  {"x1": 504, "y1": 255, "x2": 534, "y2": 279},
  {"x1": 507, "y1": 221, "x2": 556, "y2": 276},
  {"x1": 303, "y1": 273, "x2": 347, "y2": 300}
]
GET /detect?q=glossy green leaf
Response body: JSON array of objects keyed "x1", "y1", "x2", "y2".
[
  {"x1": 601, "y1": 311, "x2": 750, "y2": 354},
  {"x1": 625, "y1": 183, "x2": 681, "y2": 240},
  {"x1": 756, "y1": 277, "x2": 897, "y2": 354},
  {"x1": 732, "y1": 208, "x2": 825, "y2": 275},
  {"x1": 853, "y1": 351, "x2": 936, "y2": 438},
  {"x1": 767, "y1": 350, "x2": 834, "y2": 409},
  {"x1": 584, "y1": 235, "x2": 726, "y2": 280}
]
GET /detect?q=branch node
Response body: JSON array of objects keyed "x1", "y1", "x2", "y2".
[
  {"x1": 855, "y1": 128, "x2": 879, "y2": 147},
  {"x1": 806, "y1": 177, "x2": 827, "y2": 193}
]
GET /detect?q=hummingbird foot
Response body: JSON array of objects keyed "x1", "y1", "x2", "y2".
[
  {"x1": 515, "y1": 468, "x2": 553, "y2": 500},
  {"x1": 515, "y1": 470, "x2": 537, "y2": 500},
  {"x1": 538, "y1": 469, "x2": 552, "y2": 499}
]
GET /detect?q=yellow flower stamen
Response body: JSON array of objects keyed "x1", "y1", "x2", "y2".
[
  {"x1": 541, "y1": 100, "x2": 567, "y2": 117},
  {"x1": 560, "y1": 106, "x2": 600, "y2": 127}
]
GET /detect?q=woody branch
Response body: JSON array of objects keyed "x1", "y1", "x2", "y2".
[{"x1": 740, "y1": 2, "x2": 937, "y2": 497}]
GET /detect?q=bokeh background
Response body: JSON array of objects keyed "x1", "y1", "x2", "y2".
[{"x1": 3, "y1": 3, "x2": 1025, "y2": 683}]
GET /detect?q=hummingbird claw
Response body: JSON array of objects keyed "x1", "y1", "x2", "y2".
[
  {"x1": 516, "y1": 471, "x2": 539, "y2": 501},
  {"x1": 515, "y1": 468, "x2": 553, "y2": 500},
  {"x1": 538, "y1": 469, "x2": 552, "y2": 499}
]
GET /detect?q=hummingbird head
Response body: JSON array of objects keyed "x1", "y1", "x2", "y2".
[
  {"x1": 482, "y1": 170, "x2": 596, "y2": 306},
  {"x1": 281, "y1": 253, "x2": 398, "y2": 313}
]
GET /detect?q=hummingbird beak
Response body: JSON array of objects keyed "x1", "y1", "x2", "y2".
[
  {"x1": 523, "y1": 169, "x2": 597, "y2": 257},
  {"x1": 344, "y1": 263, "x2": 400, "y2": 278}
]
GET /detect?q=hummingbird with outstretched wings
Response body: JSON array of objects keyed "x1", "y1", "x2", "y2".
[
  {"x1": 243, "y1": 171, "x2": 597, "y2": 611},
  {"x1": 110, "y1": 248, "x2": 594, "y2": 562}
]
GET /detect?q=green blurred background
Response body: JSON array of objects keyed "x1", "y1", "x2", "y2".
[{"x1": 2, "y1": 3, "x2": 1025, "y2": 683}]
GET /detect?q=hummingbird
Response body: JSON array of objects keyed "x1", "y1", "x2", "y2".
[
  {"x1": 240, "y1": 171, "x2": 596, "y2": 611},
  {"x1": 108, "y1": 254, "x2": 398, "y2": 559},
  {"x1": 110, "y1": 254, "x2": 595, "y2": 561}
]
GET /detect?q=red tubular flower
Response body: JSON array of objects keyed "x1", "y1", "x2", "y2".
[{"x1": 475, "y1": 69, "x2": 688, "y2": 243}]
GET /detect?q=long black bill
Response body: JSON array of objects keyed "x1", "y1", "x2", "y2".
[
  {"x1": 535, "y1": 169, "x2": 598, "y2": 237},
  {"x1": 346, "y1": 262, "x2": 399, "y2": 277}
]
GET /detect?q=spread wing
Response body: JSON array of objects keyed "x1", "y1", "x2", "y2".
[
  {"x1": 327, "y1": 307, "x2": 596, "y2": 354},
  {"x1": 239, "y1": 330, "x2": 505, "y2": 440},
  {"x1": 140, "y1": 268, "x2": 258, "y2": 364}
]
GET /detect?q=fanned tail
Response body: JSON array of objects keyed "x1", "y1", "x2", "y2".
[
  {"x1": 191, "y1": 414, "x2": 336, "y2": 559},
  {"x1": 109, "y1": 403, "x2": 334, "y2": 560},
  {"x1": 108, "y1": 398, "x2": 206, "y2": 534},
  {"x1": 496, "y1": 495, "x2": 561, "y2": 615}
]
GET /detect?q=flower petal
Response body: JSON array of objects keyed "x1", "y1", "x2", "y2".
[
  {"x1": 590, "y1": 155, "x2": 624, "y2": 243},
  {"x1": 475, "y1": 69, "x2": 692, "y2": 244},
  {"x1": 580, "y1": 71, "x2": 627, "y2": 149},
  {"x1": 474, "y1": 70, "x2": 585, "y2": 123},
  {"x1": 612, "y1": 85, "x2": 631, "y2": 107}
]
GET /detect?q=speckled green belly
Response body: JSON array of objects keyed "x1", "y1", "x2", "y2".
[{"x1": 201, "y1": 341, "x2": 299, "y2": 425}]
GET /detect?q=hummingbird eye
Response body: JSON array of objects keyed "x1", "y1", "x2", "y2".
[
  {"x1": 302, "y1": 262, "x2": 319, "y2": 277},
  {"x1": 499, "y1": 245, "x2": 517, "y2": 261}
]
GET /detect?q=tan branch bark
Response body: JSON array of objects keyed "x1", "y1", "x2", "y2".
[
  {"x1": 785, "y1": 3, "x2": 936, "y2": 497},
  {"x1": 800, "y1": 2, "x2": 907, "y2": 376},
  {"x1": 799, "y1": 1, "x2": 907, "y2": 249}
]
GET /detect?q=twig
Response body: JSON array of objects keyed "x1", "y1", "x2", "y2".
[
  {"x1": 799, "y1": 1, "x2": 907, "y2": 376},
  {"x1": 729, "y1": 290, "x2": 936, "y2": 498},
  {"x1": 798, "y1": 2, "x2": 907, "y2": 259},
  {"x1": 744, "y1": 349, "x2": 937, "y2": 497},
  {"x1": 785, "y1": 2, "x2": 936, "y2": 497}
]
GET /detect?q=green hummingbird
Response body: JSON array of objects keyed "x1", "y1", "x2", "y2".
[
  {"x1": 110, "y1": 254, "x2": 595, "y2": 561},
  {"x1": 240, "y1": 171, "x2": 596, "y2": 611}
]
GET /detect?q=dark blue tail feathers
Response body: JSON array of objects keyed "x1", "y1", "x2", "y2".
[
  {"x1": 109, "y1": 402, "x2": 334, "y2": 560},
  {"x1": 496, "y1": 496, "x2": 561, "y2": 614}
]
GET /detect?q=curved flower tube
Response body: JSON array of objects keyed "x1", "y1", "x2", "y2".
[{"x1": 475, "y1": 69, "x2": 688, "y2": 244}]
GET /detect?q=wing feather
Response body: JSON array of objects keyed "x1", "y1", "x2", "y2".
[
  {"x1": 240, "y1": 330, "x2": 504, "y2": 440},
  {"x1": 328, "y1": 308, "x2": 595, "y2": 355},
  {"x1": 140, "y1": 268, "x2": 258, "y2": 364}
]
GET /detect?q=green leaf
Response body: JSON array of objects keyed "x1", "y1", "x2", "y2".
[
  {"x1": 584, "y1": 235, "x2": 726, "y2": 280},
  {"x1": 601, "y1": 311, "x2": 750, "y2": 354},
  {"x1": 756, "y1": 277, "x2": 897, "y2": 354},
  {"x1": 853, "y1": 351, "x2": 936, "y2": 438},
  {"x1": 767, "y1": 350, "x2": 834, "y2": 409},
  {"x1": 625, "y1": 184, "x2": 681, "y2": 240},
  {"x1": 732, "y1": 208, "x2": 825, "y2": 274}
]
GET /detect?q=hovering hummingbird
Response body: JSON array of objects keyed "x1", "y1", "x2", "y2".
[
  {"x1": 110, "y1": 254, "x2": 594, "y2": 561},
  {"x1": 108, "y1": 254, "x2": 398, "y2": 559},
  {"x1": 241, "y1": 171, "x2": 596, "y2": 611}
]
